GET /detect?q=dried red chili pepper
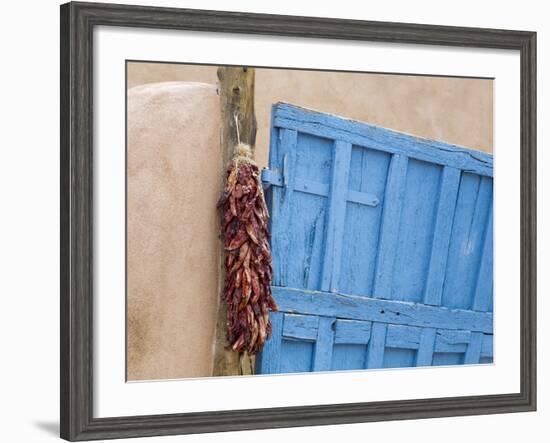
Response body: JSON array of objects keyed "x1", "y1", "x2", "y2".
[{"x1": 217, "y1": 143, "x2": 278, "y2": 355}]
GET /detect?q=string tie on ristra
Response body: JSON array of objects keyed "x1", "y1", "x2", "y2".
[
  {"x1": 216, "y1": 114, "x2": 278, "y2": 354},
  {"x1": 234, "y1": 112, "x2": 241, "y2": 145}
]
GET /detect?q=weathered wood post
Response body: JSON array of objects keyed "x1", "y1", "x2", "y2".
[{"x1": 212, "y1": 66, "x2": 258, "y2": 376}]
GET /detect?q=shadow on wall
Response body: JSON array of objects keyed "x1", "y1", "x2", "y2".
[{"x1": 33, "y1": 421, "x2": 59, "y2": 437}]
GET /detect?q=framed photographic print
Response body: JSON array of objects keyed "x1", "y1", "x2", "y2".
[{"x1": 60, "y1": 1, "x2": 536, "y2": 441}]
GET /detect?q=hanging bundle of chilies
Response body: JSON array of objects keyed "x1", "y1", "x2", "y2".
[{"x1": 217, "y1": 136, "x2": 278, "y2": 355}]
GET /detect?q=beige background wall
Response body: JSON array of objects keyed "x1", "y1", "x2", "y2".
[
  {"x1": 127, "y1": 62, "x2": 493, "y2": 381},
  {"x1": 128, "y1": 63, "x2": 493, "y2": 165}
]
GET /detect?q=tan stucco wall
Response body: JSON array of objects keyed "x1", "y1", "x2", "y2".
[
  {"x1": 127, "y1": 82, "x2": 222, "y2": 381},
  {"x1": 127, "y1": 63, "x2": 493, "y2": 165},
  {"x1": 127, "y1": 62, "x2": 493, "y2": 381}
]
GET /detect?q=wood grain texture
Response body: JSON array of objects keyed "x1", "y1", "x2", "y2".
[
  {"x1": 373, "y1": 154, "x2": 408, "y2": 299},
  {"x1": 442, "y1": 175, "x2": 493, "y2": 309},
  {"x1": 60, "y1": 2, "x2": 536, "y2": 440},
  {"x1": 272, "y1": 286, "x2": 493, "y2": 333},
  {"x1": 262, "y1": 170, "x2": 379, "y2": 207},
  {"x1": 464, "y1": 331, "x2": 484, "y2": 364},
  {"x1": 416, "y1": 328, "x2": 436, "y2": 366},
  {"x1": 262, "y1": 103, "x2": 493, "y2": 373},
  {"x1": 273, "y1": 104, "x2": 493, "y2": 176},
  {"x1": 283, "y1": 313, "x2": 320, "y2": 341},
  {"x1": 334, "y1": 319, "x2": 372, "y2": 345},
  {"x1": 424, "y1": 166, "x2": 461, "y2": 306},
  {"x1": 257, "y1": 312, "x2": 284, "y2": 374},
  {"x1": 312, "y1": 317, "x2": 336, "y2": 371},
  {"x1": 269, "y1": 128, "x2": 298, "y2": 288},
  {"x1": 212, "y1": 66, "x2": 257, "y2": 377},
  {"x1": 366, "y1": 323, "x2": 387, "y2": 369},
  {"x1": 320, "y1": 141, "x2": 352, "y2": 293},
  {"x1": 473, "y1": 206, "x2": 494, "y2": 312}
]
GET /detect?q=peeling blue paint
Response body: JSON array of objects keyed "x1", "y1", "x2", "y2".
[{"x1": 259, "y1": 103, "x2": 493, "y2": 374}]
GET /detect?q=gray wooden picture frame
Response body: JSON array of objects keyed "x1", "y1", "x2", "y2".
[{"x1": 60, "y1": 2, "x2": 536, "y2": 441}]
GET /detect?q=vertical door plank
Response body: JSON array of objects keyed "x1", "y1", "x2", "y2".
[
  {"x1": 441, "y1": 174, "x2": 492, "y2": 309},
  {"x1": 321, "y1": 141, "x2": 352, "y2": 293},
  {"x1": 424, "y1": 167, "x2": 461, "y2": 306},
  {"x1": 270, "y1": 129, "x2": 298, "y2": 287},
  {"x1": 259, "y1": 312, "x2": 285, "y2": 374},
  {"x1": 280, "y1": 129, "x2": 298, "y2": 191},
  {"x1": 366, "y1": 323, "x2": 388, "y2": 369},
  {"x1": 462, "y1": 177, "x2": 493, "y2": 309},
  {"x1": 472, "y1": 206, "x2": 493, "y2": 312},
  {"x1": 464, "y1": 331, "x2": 483, "y2": 364},
  {"x1": 373, "y1": 154, "x2": 408, "y2": 299},
  {"x1": 312, "y1": 317, "x2": 336, "y2": 371},
  {"x1": 390, "y1": 160, "x2": 441, "y2": 303},
  {"x1": 416, "y1": 328, "x2": 437, "y2": 366},
  {"x1": 266, "y1": 122, "x2": 282, "y2": 226}
]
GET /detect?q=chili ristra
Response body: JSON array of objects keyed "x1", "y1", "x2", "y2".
[{"x1": 217, "y1": 143, "x2": 278, "y2": 354}]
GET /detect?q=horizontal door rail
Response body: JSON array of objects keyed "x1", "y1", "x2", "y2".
[
  {"x1": 272, "y1": 286, "x2": 493, "y2": 334},
  {"x1": 273, "y1": 102, "x2": 493, "y2": 177},
  {"x1": 280, "y1": 313, "x2": 492, "y2": 357},
  {"x1": 262, "y1": 170, "x2": 380, "y2": 207}
]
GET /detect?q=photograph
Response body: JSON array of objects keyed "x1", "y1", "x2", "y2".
[
  {"x1": 126, "y1": 62, "x2": 494, "y2": 381},
  {"x1": 57, "y1": 2, "x2": 537, "y2": 440}
]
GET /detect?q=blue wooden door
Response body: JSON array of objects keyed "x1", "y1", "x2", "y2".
[{"x1": 258, "y1": 103, "x2": 493, "y2": 374}]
